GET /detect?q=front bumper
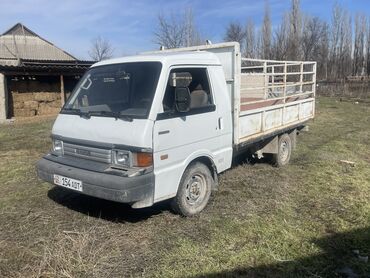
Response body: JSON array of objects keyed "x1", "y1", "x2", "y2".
[{"x1": 37, "y1": 157, "x2": 154, "y2": 206}]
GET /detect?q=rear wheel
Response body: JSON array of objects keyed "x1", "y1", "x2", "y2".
[
  {"x1": 171, "y1": 162, "x2": 213, "y2": 216},
  {"x1": 271, "y1": 134, "x2": 292, "y2": 167}
]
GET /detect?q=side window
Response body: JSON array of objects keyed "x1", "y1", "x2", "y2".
[{"x1": 162, "y1": 68, "x2": 214, "y2": 113}]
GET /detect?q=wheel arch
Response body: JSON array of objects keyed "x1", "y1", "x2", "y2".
[{"x1": 185, "y1": 155, "x2": 219, "y2": 191}]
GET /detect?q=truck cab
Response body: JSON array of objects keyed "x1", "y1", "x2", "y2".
[{"x1": 37, "y1": 51, "x2": 233, "y2": 216}]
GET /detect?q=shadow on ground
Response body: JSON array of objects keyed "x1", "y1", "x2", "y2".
[
  {"x1": 48, "y1": 154, "x2": 270, "y2": 223},
  {"x1": 232, "y1": 151, "x2": 274, "y2": 167},
  {"x1": 47, "y1": 186, "x2": 172, "y2": 223},
  {"x1": 46, "y1": 154, "x2": 268, "y2": 224},
  {"x1": 193, "y1": 227, "x2": 370, "y2": 278}
]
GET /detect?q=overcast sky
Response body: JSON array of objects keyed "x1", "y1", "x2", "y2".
[{"x1": 0, "y1": 0, "x2": 369, "y2": 60}]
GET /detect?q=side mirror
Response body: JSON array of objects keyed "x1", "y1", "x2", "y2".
[{"x1": 174, "y1": 87, "x2": 191, "y2": 113}]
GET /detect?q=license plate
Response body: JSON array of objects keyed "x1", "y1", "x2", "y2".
[{"x1": 53, "y1": 174, "x2": 83, "y2": 192}]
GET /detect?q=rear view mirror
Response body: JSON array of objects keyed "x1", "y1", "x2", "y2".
[{"x1": 174, "y1": 87, "x2": 191, "y2": 113}]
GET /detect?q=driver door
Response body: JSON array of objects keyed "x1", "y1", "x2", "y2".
[{"x1": 152, "y1": 66, "x2": 222, "y2": 202}]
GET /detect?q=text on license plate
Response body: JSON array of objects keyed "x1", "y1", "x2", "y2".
[{"x1": 53, "y1": 174, "x2": 83, "y2": 192}]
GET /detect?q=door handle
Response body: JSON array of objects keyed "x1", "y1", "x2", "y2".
[
  {"x1": 158, "y1": 130, "x2": 170, "y2": 135},
  {"x1": 218, "y1": 117, "x2": 223, "y2": 130}
]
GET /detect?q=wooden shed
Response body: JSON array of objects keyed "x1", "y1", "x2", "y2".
[{"x1": 0, "y1": 23, "x2": 94, "y2": 120}]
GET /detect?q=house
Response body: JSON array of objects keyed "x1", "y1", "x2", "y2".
[{"x1": 0, "y1": 23, "x2": 94, "y2": 120}]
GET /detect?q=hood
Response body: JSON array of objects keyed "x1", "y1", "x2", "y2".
[{"x1": 52, "y1": 114, "x2": 153, "y2": 149}]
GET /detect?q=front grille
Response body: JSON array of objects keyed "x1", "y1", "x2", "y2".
[{"x1": 63, "y1": 142, "x2": 112, "y2": 164}]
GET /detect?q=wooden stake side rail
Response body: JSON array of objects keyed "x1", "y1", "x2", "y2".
[
  {"x1": 237, "y1": 57, "x2": 316, "y2": 143},
  {"x1": 241, "y1": 57, "x2": 315, "y2": 64},
  {"x1": 240, "y1": 82, "x2": 315, "y2": 91},
  {"x1": 239, "y1": 58, "x2": 316, "y2": 105},
  {"x1": 241, "y1": 71, "x2": 315, "y2": 76},
  {"x1": 240, "y1": 91, "x2": 314, "y2": 106}
]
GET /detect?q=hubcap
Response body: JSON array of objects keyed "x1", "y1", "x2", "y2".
[{"x1": 185, "y1": 174, "x2": 207, "y2": 205}]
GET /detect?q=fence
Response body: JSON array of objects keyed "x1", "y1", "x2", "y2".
[{"x1": 316, "y1": 81, "x2": 370, "y2": 100}]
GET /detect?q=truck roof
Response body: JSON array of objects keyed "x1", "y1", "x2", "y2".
[{"x1": 92, "y1": 51, "x2": 221, "y2": 68}]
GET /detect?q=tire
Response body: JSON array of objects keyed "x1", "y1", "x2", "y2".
[
  {"x1": 171, "y1": 162, "x2": 213, "y2": 217},
  {"x1": 271, "y1": 134, "x2": 292, "y2": 167}
]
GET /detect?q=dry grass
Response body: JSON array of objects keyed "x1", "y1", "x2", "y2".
[
  {"x1": 27, "y1": 226, "x2": 118, "y2": 278},
  {"x1": 0, "y1": 97, "x2": 369, "y2": 277}
]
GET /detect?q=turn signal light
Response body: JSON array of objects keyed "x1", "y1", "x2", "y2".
[{"x1": 133, "y1": 153, "x2": 153, "y2": 167}]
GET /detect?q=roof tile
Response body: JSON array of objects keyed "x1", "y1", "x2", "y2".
[{"x1": 0, "y1": 23, "x2": 78, "y2": 65}]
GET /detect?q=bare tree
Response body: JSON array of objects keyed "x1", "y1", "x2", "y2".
[
  {"x1": 341, "y1": 12, "x2": 353, "y2": 79},
  {"x1": 301, "y1": 16, "x2": 326, "y2": 61},
  {"x1": 151, "y1": 0, "x2": 370, "y2": 82},
  {"x1": 244, "y1": 19, "x2": 257, "y2": 58},
  {"x1": 154, "y1": 8, "x2": 203, "y2": 49},
  {"x1": 224, "y1": 22, "x2": 246, "y2": 52},
  {"x1": 317, "y1": 22, "x2": 330, "y2": 80},
  {"x1": 272, "y1": 13, "x2": 290, "y2": 60},
  {"x1": 329, "y1": 3, "x2": 341, "y2": 79},
  {"x1": 300, "y1": 16, "x2": 329, "y2": 80},
  {"x1": 183, "y1": 8, "x2": 203, "y2": 47},
  {"x1": 353, "y1": 14, "x2": 367, "y2": 76},
  {"x1": 154, "y1": 13, "x2": 185, "y2": 49},
  {"x1": 261, "y1": 1, "x2": 272, "y2": 59},
  {"x1": 328, "y1": 3, "x2": 352, "y2": 80},
  {"x1": 88, "y1": 36, "x2": 114, "y2": 61},
  {"x1": 287, "y1": 0, "x2": 302, "y2": 60},
  {"x1": 367, "y1": 17, "x2": 370, "y2": 76}
]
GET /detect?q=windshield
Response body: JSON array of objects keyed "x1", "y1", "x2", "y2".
[{"x1": 63, "y1": 62, "x2": 162, "y2": 119}]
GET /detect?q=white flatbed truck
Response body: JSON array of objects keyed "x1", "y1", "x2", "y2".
[{"x1": 37, "y1": 42, "x2": 316, "y2": 216}]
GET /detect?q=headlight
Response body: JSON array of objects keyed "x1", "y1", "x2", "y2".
[
  {"x1": 112, "y1": 150, "x2": 153, "y2": 168},
  {"x1": 112, "y1": 150, "x2": 131, "y2": 167},
  {"x1": 52, "y1": 139, "x2": 63, "y2": 156}
]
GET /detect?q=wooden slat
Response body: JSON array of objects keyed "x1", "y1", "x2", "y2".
[
  {"x1": 60, "y1": 74, "x2": 65, "y2": 105},
  {"x1": 240, "y1": 91, "x2": 314, "y2": 106}
]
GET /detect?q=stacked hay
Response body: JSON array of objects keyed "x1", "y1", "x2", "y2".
[{"x1": 12, "y1": 92, "x2": 62, "y2": 117}]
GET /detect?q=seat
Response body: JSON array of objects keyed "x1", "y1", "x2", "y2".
[
  {"x1": 190, "y1": 90, "x2": 208, "y2": 108},
  {"x1": 190, "y1": 84, "x2": 208, "y2": 108}
]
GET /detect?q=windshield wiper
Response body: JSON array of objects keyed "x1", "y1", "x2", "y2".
[
  {"x1": 62, "y1": 108, "x2": 91, "y2": 118},
  {"x1": 88, "y1": 111, "x2": 133, "y2": 122},
  {"x1": 62, "y1": 108, "x2": 134, "y2": 121},
  {"x1": 62, "y1": 107, "x2": 81, "y2": 113}
]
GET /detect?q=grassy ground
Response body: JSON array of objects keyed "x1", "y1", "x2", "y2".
[{"x1": 0, "y1": 97, "x2": 369, "y2": 277}]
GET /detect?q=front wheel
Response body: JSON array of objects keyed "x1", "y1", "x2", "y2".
[{"x1": 171, "y1": 162, "x2": 213, "y2": 216}]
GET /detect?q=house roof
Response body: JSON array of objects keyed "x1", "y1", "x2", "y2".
[{"x1": 0, "y1": 23, "x2": 93, "y2": 70}]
